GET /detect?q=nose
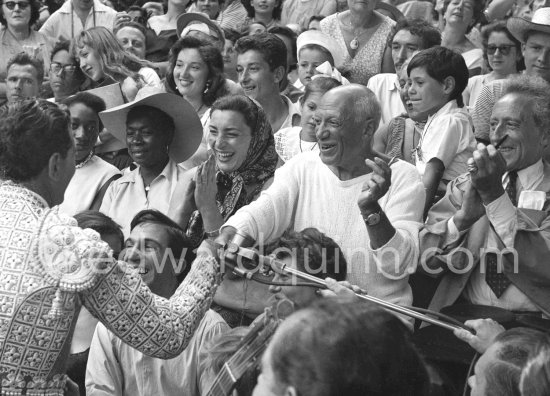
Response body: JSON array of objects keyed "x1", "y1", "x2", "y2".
[
  {"x1": 73, "y1": 125, "x2": 86, "y2": 141},
  {"x1": 397, "y1": 46, "x2": 407, "y2": 62},
  {"x1": 315, "y1": 119, "x2": 330, "y2": 141},
  {"x1": 490, "y1": 120, "x2": 507, "y2": 143},
  {"x1": 306, "y1": 64, "x2": 316, "y2": 75},
  {"x1": 238, "y1": 68, "x2": 250, "y2": 84},
  {"x1": 123, "y1": 244, "x2": 142, "y2": 266},
  {"x1": 537, "y1": 47, "x2": 550, "y2": 65},
  {"x1": 269, "y1": 285, "x2": 282, "y2": 294},
  {"x1": 14, "y1": 79, "x2": 24, "y2": 89}
]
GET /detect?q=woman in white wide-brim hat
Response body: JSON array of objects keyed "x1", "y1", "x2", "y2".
[{"x1": 99, "y1": 87, "x2": 203, "y2": 237}]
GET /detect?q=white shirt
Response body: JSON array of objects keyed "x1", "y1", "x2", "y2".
[
  {"x1": 278, "y1": 96, "x2": 301, "y2": 133},
  {"x1": 274, "y1": 126, "x2": 318, "y2": 163},
  {"x1": 367, "y1": 73, "x2": 406, "y2": 126},
  {"x1": 415, "y1": 100, "x2": 476, "y2": 183},
  {"x1": 100, "y1": 160, "x2": 185, "y2": 237},
  {"x1": 223, "y1": 152, "x2": 425, "y2": 307},
  {"x1": 462, "y1": 160, "x2": 545, "y2": 311},
  {"x1": 86, "y1": 310, "x2": 229, "y2": 396},
  {"x1": 39, "y1": 0, "x2": 117, "y2": 41}
]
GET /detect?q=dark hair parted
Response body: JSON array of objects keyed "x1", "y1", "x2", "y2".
[
  {"x1": 74, "y1": 210, "x2": 124, "y2": 252},
  {"x1": 211, "y1": 95, "x2": 259, "y2": 132},
  {"x1": 407, "y1": 46, "x2": 469, "y2": 107},
  {"x1": 0, "y1": 0, "x2": 40, "y2": 27},
  {"x1": 126, "y1": 105, "x2": 175, "y2": 143},
  {"x1": 241, "y1": 0, "x2": 282, "y2": 20},
  {"x1": 50, "y1": 40, "x2": 87, "y2": 83},
  {"x1": 270, "y1": 299, "x2": 430, "y2": 396},
  {"x1": 114, "y1": 20, "x2": 147, "y2": 37},
  {"x1": 268, "y1": 25, "x2": 297, "y2": 64},
  {"x1": 388, "y1": 18, "x2": 442, "y2": 50},
  {"x1": 7, "y1": 52, "x2": 44, "y2": 84},
  {"x1": 167, "y1": 36, "x2": 229, "y2": 106},
  {"x1": 130, "y1": 209, "x2": 194, "y2": 283},
  {"x1": 481, "y1": 20, "x2": 524, "y2": 72},
  {"x1": 266, "y1": 228, "x2": 348, "y2": 282},
  {"x1": 234, "y1": 32, "x2": 287, "y2": 72},
  {"x1": 0, "y1": 99, "x2": 72, "y2": 182},
  {"x1": 63, "y1": 91, "x2": 106, "y2": 130}
]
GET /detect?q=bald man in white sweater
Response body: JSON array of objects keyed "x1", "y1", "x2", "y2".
[{"x1": 218, "y1": 85, "x2": 425, "y2": 310}]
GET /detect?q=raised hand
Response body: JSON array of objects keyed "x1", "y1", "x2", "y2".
[{"x1": 357, "y1": 157, "x2": 392, "y2": 214}]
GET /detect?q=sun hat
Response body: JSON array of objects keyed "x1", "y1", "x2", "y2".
[
  {"x1": 296, "y1": 30, "x2": 345, "y2": 69},
  {"x1": 508, "y1": 7, "x2": 550, "y2": 43},
  {"x1": 99, "y1": 86, "x2": 203, "y2": 163},
  {"x1": 176, "y1": 12, "x2": 225, "y2": 42}
]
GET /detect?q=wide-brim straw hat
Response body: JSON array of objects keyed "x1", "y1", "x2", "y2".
[
  {"x1": 99, "y1": 86, "x2": 203, "y2": 163},
  {"x1": 297, "y1": 30, "x2": 345, "y2": 69},
  {"x1": 176, "y1": 12, "x2": 225, "y2": 42},
  {"x1": 508, "y1": 7, "x2": 550, "y2": 43}
]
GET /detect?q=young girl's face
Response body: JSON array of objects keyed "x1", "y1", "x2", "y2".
[
  {"x1": 298, "y1": 47, "x2": 332, "y2": 86},
  {"x1": 78, "y1": 45, "x2": 104, "y2": 82},
  {"x1": 407, "y1": 66, "x2": 451, "y2": 116},
  {"x1": 300, "y1": 90, "x2": 324, "y2": 137}
]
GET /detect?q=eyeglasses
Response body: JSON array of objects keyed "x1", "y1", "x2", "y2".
[
  {"x1": 50, "y1": 62, "x2": 78, "y2": 75},
  {"x1": 2, "y1": 1, "x2": 30, "y2": 10},
  {"x1": 487, "y1": 44, "x2": 516, "y2": 55}
]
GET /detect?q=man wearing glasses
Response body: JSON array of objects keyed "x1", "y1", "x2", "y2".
[
  {"x1": 48, "y1": 40, "x2": 86, "y2": 102},
  {"x1": 5, "y1": 52, "x2": 42, "y2": 104}
]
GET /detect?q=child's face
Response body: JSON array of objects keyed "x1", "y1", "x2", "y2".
[
  {"x1": 407, "y1": 66, "x2": 451, "y2": 116},
  {"x1": 298, "y1": 48, "x2": 332, "y2": 86}
]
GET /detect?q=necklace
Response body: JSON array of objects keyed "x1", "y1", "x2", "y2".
[
  {"x1": 340, "y1": 12, "x2": 371, "y2": 50},
  {"x1": 75, "y1": 151, "x2": 94, "y2": 169},
  {"x1": 298, "y1": 131, "x2": 318, "y2": 153}
]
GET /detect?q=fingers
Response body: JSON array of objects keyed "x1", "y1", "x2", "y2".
[
  {"x1": 365, "y1": 157, "x2": 392, "y2": 177},
  {"x1": 453, "y1": 327, "x2": 474, "y2": 343}
]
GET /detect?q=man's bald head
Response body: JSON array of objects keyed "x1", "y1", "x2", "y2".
[{"x1": 323, "y1": 84, "x2": 382, "y2": 132}]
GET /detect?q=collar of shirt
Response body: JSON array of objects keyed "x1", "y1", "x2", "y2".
[
  {"x1": 503, "y1": 158, "x2": 544, "y2": 191},
  {"x1": 390, "y1": 74, "x2": 400, "y2": 92},
  {"x1": 58, "y1": 0, "x2": 113, "y2": 14},
  {"x1": 118, "y1": 159, "x2": 178, "y2": 186},
  {"x1": 426, "y1": 100, "x2": 459, "y2": 125}
]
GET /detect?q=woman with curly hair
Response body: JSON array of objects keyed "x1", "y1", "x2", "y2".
[
  {"x1": 237, "y1": 0, "x2": 282, "y2": 35},
  {"x1": 74, "y1": 26, "x2": 160, "y2": 101},
  {"x1": 165, "y1": 35, "x2": 230, "y2": 167}
]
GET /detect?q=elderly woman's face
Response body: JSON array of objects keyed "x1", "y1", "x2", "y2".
[
  {"x1": 50, "y1": 50, "x2": 81, "y2": 100},
  {"x1": 208, "y1": 110, "x2": 252, "y2": 174},
  {"x1": 126, "y1": 115, "x2": 171, "y2": 167},
  {"x1": 173, "y1": 48, "x2": 209, "y2": 102},
  {"x1": 69, "y1": 103, "x2": 100, "y2": 162},
  {"x1": 444, "y1": 0, "x2": 475, "y2": 27},
  {"x1": 2, "y1": 0, "x2": 32, "y2": 28}
]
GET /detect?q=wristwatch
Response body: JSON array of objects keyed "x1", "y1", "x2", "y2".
[{"x1": 362, "y1": 209, "x2": 382, "y2": 226}]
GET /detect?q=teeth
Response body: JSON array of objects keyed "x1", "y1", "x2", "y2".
[
  {"x1": 217, "y1": 152, "x2": 233, "y2": 158},
  {"x1": 138, "y1": 268, "x2": 149, "y2": 275}
]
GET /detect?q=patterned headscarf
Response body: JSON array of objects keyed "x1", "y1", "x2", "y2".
[{"x1": 187, "y1": 98, "x2": 278, "y2": 245}]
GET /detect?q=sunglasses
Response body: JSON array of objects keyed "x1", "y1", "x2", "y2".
[
  {"x1": 487, "y1": 44, "x2": 516, "y2": 56},
  {"x1": 50, "y1": 62, "x2": 78, "y2": 75},
  {"x1": 3, "y1": 1, "x2": 30, "y2": 10}
]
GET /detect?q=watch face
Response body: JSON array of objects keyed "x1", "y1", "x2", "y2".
[{"x1": 366, "y1": 212, "x2": 381, "y2": 226}]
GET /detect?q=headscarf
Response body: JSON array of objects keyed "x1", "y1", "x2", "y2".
[{"x1": 187, "y1": 98, "x2": 278, "y2": 245}]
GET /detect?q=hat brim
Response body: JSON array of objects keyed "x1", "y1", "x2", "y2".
[
  {"x1": 507, "y1": 16, "x2": 550, "y2": 43},
  {"x1": 176, "y1": 12, "x2": 225, "y2": 42},
  {"x1": 99, "y1": 93, "x2": 203, "y2": 164}
]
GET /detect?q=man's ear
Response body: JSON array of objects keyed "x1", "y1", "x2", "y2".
[
  {"x1": 362, "y1": 118, "x2": 376, "y2": 140},
  {"x1": 273, "y1": 65, "x2": 286, "y2": 85},
  {"x1": 48, "y1": 152, "x2": 64, "y2": 182},
  {"x1": 442, "y1": 76, "x2": 456, "y2": 97}
]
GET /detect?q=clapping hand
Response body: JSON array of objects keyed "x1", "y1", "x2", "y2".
[
  {"x1": 468, "y1": 143, "x2": 507, "y2": 205},
  {"x1": 195, "y1": 154, "x2": 218, "y2": 213},
  {"x1": 357, "y1": 157, "x2": 392, "y2": 213}
]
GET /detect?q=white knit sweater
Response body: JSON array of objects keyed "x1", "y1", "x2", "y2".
[{"x1": 224, "y1": 152, "x2": 425, "y2": 306}]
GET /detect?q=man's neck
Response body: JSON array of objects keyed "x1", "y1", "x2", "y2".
[
  {"x1": 19, "y1": 179, "x2": 56, "y2": 207},
  {"x1": 328, "y1": 151, "x2": 375, "y2": 181},
  {"x1": 139, "y1": 158, "x2": 169, "y2": 186},
  {"x1": 257, "y1": 92, "x2": 287, "y2": 129},
  {"x1": 72, "y1": 0, "x2": 93, "y2": 20},
  {"x1": 166, "y1": 3, "x2": 186, "y2": 20}
]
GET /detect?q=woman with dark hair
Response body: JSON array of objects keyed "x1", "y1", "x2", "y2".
[
  {"x1": 59, "y1": 92, "x2": 121, "y2": 216},
  {"x1": 74, "y1": 26, "x2": 160, "y2": 101},
  {"x1": 438, "y1": 0, "x2": 485, "y2": 76},
  {"x1": 166, "y1": 35, "x2": 229, "y2": 118},
  {"x1": 166, "y1": 35, "x2": 231, "y2": 167},
  {"x1": 463, "y1": 20, "x2": 523, "y2": 109},
  {"x1": 274, "y1": 77, "x2": 341, "y2": 162},
  {"x1": 0, "y1": 0, "x2": 53, "y2": 103},
  {"x1": 238, "y1": 0, "x2": 282, "y2": 34},
  {"x1": 48, "y1": 40, "x2": 87, "y2": 102},
  {"x1": 170, "y1": 94, "x2": 278, "y2": 326},
  {"x1": 253, "y1": 299, "x2": 429, "y2": 396}
]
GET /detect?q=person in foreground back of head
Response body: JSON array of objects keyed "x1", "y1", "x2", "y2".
[
  {"x1": 252, "y1": 298, "x2": 429, "y2": 396},
  {"x1": 86, "y1": 210, "x2": 229, "y2": 396},
  {"x1": 520, "y1": 335, "x2": 550, "y2": 396},
  {"x1": 0, "y1": 99, "x2": 220, "y2": 394}
]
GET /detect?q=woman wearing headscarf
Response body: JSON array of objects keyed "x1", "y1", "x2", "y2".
[
  {"x1": 99, "y1": 87, "x2": 203, "y2": 237},
  {"x1": 169, "y1": 94, "x2": 278, "y2": 326}
]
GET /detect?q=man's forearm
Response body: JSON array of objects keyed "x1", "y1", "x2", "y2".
[{"x1": 362, "y1": 204, "x2": 396, "y2": 249}]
